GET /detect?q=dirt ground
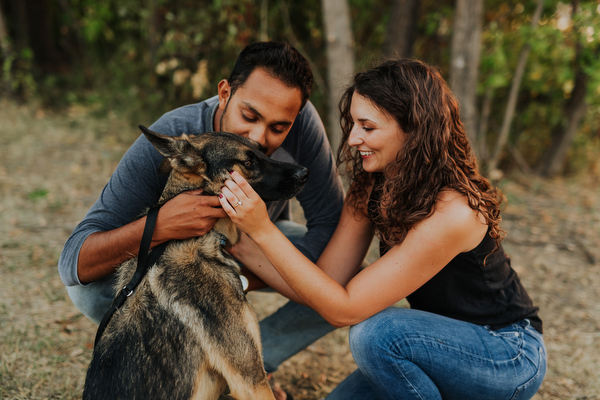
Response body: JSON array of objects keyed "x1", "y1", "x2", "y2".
[{"x1": 0, "y1": 99, "x2": 598, "y2": 399}]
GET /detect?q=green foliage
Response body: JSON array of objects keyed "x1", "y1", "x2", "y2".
[
  {"x1": 349, "y1": 0, "x2": 394, "y2": 67},
  {"x1": 27, "y1": 188, "x2": 49, "y2": 201},
  {"x1": 0, "y1": 0, "x2": 598, "y2": 176},
  {"x1": 2, "y1": 47, "x2": 36, "y2": 99},
  {"x1": 478, "y1": 0, "x2": 600, "y2": 174}
]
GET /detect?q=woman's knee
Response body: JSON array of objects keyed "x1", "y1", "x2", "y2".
[{"x1": 349, "y1": 307, "x2": 411, "y2": 358}]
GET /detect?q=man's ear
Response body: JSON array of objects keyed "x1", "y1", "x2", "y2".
[{"x1": 217, "y1": 79, "x2": 231, "y2": 111}]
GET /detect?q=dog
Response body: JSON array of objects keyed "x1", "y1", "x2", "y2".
[{"x1": 83, "y1": 125, "x2": 309, "y2": 400}]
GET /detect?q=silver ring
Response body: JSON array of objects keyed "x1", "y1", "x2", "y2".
[{"x1": 236, "y1": 200, "x2": 243, "y2": 207}]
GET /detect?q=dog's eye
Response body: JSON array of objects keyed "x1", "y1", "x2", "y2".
[{"x1": 244, "y1": 160, "x2": 252, "y2": 168}]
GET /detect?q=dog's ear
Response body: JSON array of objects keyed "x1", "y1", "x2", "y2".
[
  {"x1": 139, "y1": 125, "x2": 187, "y2": 157},
  {"x1": 139, "y1": 125, "x2": 204, "y2": 171}
]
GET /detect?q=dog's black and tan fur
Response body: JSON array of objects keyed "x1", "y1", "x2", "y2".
[{"x1": 83, "y1": 126, "x2": 309, "y2": 400}]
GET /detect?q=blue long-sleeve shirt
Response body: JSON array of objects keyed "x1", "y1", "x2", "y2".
[{"x1": 58, "y1": 97, "x2": 344, "y2": 286}]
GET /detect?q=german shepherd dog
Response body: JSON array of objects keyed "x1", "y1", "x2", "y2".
[{"x1": 83, "y1": 126, "x2": 309, "y2": 400}]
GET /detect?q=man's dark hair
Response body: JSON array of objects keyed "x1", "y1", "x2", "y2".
[{"x1": 228, "y1": 41, "x2": 313, "y2": 109}]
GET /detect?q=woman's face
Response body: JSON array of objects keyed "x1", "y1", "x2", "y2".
[{"x1": 347, "y1": 93, "x2": 407, "y2": 174}]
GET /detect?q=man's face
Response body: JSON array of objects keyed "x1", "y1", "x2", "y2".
[{"x1": 215, "y1": 68, "x2": 303, "y2": 156}]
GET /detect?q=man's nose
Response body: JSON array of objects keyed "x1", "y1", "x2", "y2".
[{"x1": 248, "y1": 127, "x2": 268, "y2": 148}]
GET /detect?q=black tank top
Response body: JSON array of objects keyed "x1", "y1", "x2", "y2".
[{"x1": 369, "y1": 184, "x2": 543, "y2": 333}]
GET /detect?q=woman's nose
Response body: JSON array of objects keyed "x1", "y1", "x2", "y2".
[{"x1": 347, "y1": 126, "x2": 362, "y2": 147}]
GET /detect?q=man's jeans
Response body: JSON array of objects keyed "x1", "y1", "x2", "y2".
[
  {"x1": 327, "y1": 307, "x2": 546, "y2": 400},
  {"x1": 66, "y1": 220, "x2": 336, "y2": 373}
]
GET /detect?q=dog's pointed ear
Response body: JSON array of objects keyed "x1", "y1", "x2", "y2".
[
  {"x1": 139, "y1": 125, "x2": 185, "y2": 158},
  {"x1": 139, "y1": 125, "x2": 205, "y2": 172}
]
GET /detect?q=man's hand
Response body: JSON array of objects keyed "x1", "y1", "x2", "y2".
[
  {"x1": 153, "y1": 190, "x2": 228, "y2": 244},
  {"x1": 78, "y1": 190, "x2": 227, "y2": 283}
]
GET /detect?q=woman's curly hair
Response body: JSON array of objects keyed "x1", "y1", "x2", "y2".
[{"x1": 336, "y1": 59, "x2": 505, "y2": 250}]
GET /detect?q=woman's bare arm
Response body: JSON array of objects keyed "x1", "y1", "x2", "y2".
[{"x1": 220, "y1": 172, "x2": 488, "y2": 327}]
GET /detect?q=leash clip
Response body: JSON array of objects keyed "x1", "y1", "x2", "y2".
[{"x1": 122, "y1": 285, "x2": 134, "y2": 297}]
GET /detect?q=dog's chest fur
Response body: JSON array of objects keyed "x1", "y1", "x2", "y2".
[{"x1": 113, "y1": 218, "x2": 245, "y2": 319}]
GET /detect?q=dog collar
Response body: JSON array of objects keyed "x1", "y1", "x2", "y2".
[{"x1": 217, "y1": 233, "x2": 228, "y2": 247}]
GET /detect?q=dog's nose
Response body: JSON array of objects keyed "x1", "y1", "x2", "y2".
[{"x1": 293, "y1": 168, "x2": 309, "y2": 183}]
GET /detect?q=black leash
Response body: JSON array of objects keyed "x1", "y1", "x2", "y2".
[{"x1": 94, "y1": 206, "x2": 168, "y2": 347}]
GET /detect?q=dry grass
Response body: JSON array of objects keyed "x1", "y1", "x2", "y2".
[{"x1": 0, "y1": 99, "x2": 598, "y2": 399}]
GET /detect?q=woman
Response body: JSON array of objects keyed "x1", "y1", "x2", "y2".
[{"x1": 219, "y1": 59, "x2": 546, "y2": 399}]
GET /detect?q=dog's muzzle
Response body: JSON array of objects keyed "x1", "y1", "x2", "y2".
[{"x1": 293, "y1": 167, "x2": 309, "y2": 184}]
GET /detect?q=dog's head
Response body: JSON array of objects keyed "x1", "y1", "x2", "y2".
[{"x1": 139, "y1": 125, "x2": 309, "y2": 202}]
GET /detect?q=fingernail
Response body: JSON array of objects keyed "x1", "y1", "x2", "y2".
[
  {"x1": 218, "y1": 193, "x2": 223, "y2": 199},
  {"x1": 229, "y1": 170, "x2": 234, "y2": 174}
]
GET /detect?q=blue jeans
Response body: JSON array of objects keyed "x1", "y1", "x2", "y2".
[
  {"x1": 327, "y1": 307, "x2": 546, "y2": 400},
  {"x1": 66, "y1": 220, "x2": 336, "y2": 372}
]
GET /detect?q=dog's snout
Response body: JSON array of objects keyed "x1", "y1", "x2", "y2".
[{"x1": 294, "y1": 168, "x2": 309, "y2": 183}]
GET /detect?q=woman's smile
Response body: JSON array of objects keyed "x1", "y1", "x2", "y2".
[{"x1": 347, "y1": 93, "x2": 407, "y2": 173}]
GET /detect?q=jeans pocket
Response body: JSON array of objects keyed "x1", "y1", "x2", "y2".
[
  {"x1": 510, "y1": 346, "x2": 546, "y2": 400},
  {"x1": 485, "y1": 325, "x2": 524, "y2": 361}
]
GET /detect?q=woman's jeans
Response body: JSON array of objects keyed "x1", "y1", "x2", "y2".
[
  {"x1": 327, "y1": 307, "x2": 546, "y2": 400},
  {"x1": 65, "y1": 220, "x2": 336, "y2": 373}
]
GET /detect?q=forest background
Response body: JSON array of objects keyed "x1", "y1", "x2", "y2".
[
  {"x1": 2, "y1": 0, "x2": 600, "y2": 177},
  {"x1": 0, "y1": 0, "x2": 599, "y2": 399}
]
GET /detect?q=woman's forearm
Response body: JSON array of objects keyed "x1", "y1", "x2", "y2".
[
  {"x1": 250, "y1": 223, "x2": 354, "y2": 327},
  {"x1": 229, "y1": 233, "x2": 307, "y2": 303}
]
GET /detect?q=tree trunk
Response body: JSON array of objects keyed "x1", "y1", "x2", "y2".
[
  {"x1": 0, "y1": 1, "x2": 9, "y2": 52},
  {"x1": 383, "y1": 0, "x2": 420, "y2": 58},
  {"x1": 449, "y1": 0, "x2": 484, "y2": 157},
  {"x1": 536, "y1": 0, "x2": 592, "y2": 177},
  {"x1": 279, "y1": 2, "x2": 327, "y2": 96},
  {"x1": 0, "y1": 1, "x2": 12, "y2": 58},
  {"x1": 260, "y1": 0, "x2": 269, "y2": 41},
  {"x1": 0, "y1": 1, "x2": 12, "y2": 94},
  {"x1": 477, "y1": 85, "x2": 494, "y2": 161},
  {"x1": 321, "y1": 0, "x2": 355, "y2": 154},
  {"x1": 488, "y1": 0, "x2": 544, "y2": 174},
  {"x1": 25, "y1": 0, "x2": 62, "y2": 72},
  {"x1": 148, "y1": 0, "x2": 160, "y2": 88},
  {"x1": 537, "y1": 51, "x2": 590, "y2": 176},
  {"x1": 12, "y1": 0, "x2": 30, "y2": 48}
]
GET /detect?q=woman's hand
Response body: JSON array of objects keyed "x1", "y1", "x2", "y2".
[{"x1": 218, "y1": 171, "x2": 273, "y2": 239}]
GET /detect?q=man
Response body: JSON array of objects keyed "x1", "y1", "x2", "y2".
[{"x1": 58, "y1": 41, "x2": 344, "y2": 393}]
